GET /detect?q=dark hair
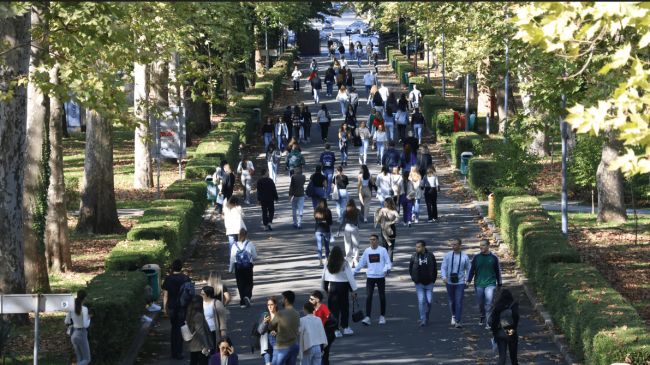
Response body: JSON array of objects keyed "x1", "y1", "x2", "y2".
[
  {"x1": 218, "y1": 336, "x2": 233, "y2": 347},
  {"x1": 75, "y1": 289, "x2": 87, "y2": 315},
  {"x1": 360, "y1": 165, "x2": 370, "y2": 180},
  {"x1": 325, "y1": 143, "x2": 330, "y2": 150},
  {"x1": 370, "y1": 233, "x2": 379, "y2": 240},
  {"x1": 303, "y1": 301, "x2": 315, "y2": 314},
  {"x1": 416, "y1": 240, "x2": 426, "y2": 247},
  {"x1": 321, "y1": 104, "x2": 327, "y2": 111},
  {"x1": 227, "y1": 196, "x2": 241, "y2": 208},
  {"x1": 327, "y1": 246, "x2": 345, "y2": 274},
  {"x1": 494, "y1": 288, "x2": 514, "y2": 309},
  {"x1": 172, "y1": 259, "x2": 183, "y2": 272},
  {"x1": 311, "y1": 290, "x2": 323, "y2": 301},
  {"x1": 261, "y1": 168, "x2": 268, "y2": 176},
  {"x1": 282, "y1": 290, "x2": 296, "y2": 305},
  {"x1": 267, "y1": 296, "x2": 278, "y2": 305},
  {"x1": 336, "y1": 165, "x2": 343, "y2": 173},
  {"x1": 381, "y1": 165, "x2": 389, "y2": 175},
  {"x1": 384, "y1": 197, "x2": 396, "y2": 210},
  {"x1": 186, "y1": 295, "x2": 204, "y2": 329},
  {"x1": 314, "y1": 199, "x2": 330, "y2": 220},
  {"x1": 202, "y1": 286, "x2": 215, "y2": 299},
  {"x1": 314, "y1": 165, "x2": 322, "y2": 174},
  {"x1": 345, "y1": 198, "x2": 359, "y2": 221}
]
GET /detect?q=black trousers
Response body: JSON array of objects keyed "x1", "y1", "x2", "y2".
[
  {"x1": 169, "y1": 308, "x2": 185, "y2": 358},
  {"x1": 261, "y1": 201, "x2": 275, "y2": 225},
  {"x1": 235, "y1": 265, "x2": 254, "y2": 305},
  {"x1": 304, "y1": 122, "x2": 311, "y2": 139},
  {"x1": 381, "y1": 224, "x2": 396, "y2": 263},
  {"x1": 366, "y1": 277, "x2": 386, "y2": 316},
  {"x1": 189, "y1": 351, "x2": 208, "y2": 365},
  {"x1": 328, "y1": 281, "x2": 350, "y2": 328},
  {"x1": 496, "y1": 334, "x2": 519, "y2": 365},
  {"x1": 319, "y1": 122, "x2": 330, "y2": 141},
  {"x1": 293, "y1": 125, "x2": 301, "y2": 140},
  {"x1": 293, "y1": 80, "x2": 300, "y2": 91},
  {"x1": 425, "y1": 189, "x2": 438, "y2": 220},
  {"x1": 397, "y1": 124, "x2": 407, "y2": 141}
]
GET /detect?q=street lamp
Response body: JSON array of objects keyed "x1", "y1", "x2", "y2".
[{"x1": 264, "y1": 17, "x2": 270, "y2": 71}]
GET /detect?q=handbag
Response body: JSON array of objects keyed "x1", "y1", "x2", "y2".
[
  {"x1": 331, "y1": 177, "x2": 340, "y2": 200},
  {"x1": 306, "y1": 180, "x2": 315, "y2": 198},
  {"x1": 351, "y1": 296, "x2": 365, "y2": 323},
  {"x1": 181, "y1": 322, "x2": 195, "y2": 342}
]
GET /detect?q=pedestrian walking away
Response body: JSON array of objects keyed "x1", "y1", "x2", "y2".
[
  {"x1": 162, "y1": 259, "x2": 192, "y2": 360},
  {"x1": 354, "y1": 234, "x2": 392, "y2": 326},
  {"x1": 333, "y1": 166, "x2": 349, "y2": 223},
  {"x1": 466, "y1": 239, "x2": 503, "y2": 328},
  {"x1": 316, "y1": 104, "x2": 331, "y2": 142},
  {"x1": 298, "y1": 301, "x2": 328, "y2": 365},
  {"x1": 407, "y1": 167, "x2": 424, "y2": 224},
  {"x1": 441, "y1": 238, "x2": 471, "y2": 328},
  {"x1": 65, "y1": 290, "x2": 91, "y2": 365},
  {"x1": 286, "y1": 145, "x2": 305, "y2": 177},
  {"x1": 258, "y1": 297, "x2": 280, "y2": 365},
  {"x1": 338, "y1": 198, "x2": 361, "y2": 267},
  {"x1": 356, "y1": 121, "x2": 371, "y2": 165},
  {"x1": 223, "y1": 196, "x2": 246, "y2": 249},
  {"x1": 357, "y1": 165, "x2": 373, "y2": 223},
  {"x1": 291, "y1": 66, "x2": 302, "y2": 92},
  {"x1": 363, "y1": 70, "x2": 375, "y2": 95},
  {"x1": 336, "y1": 86, "x2": 349, "y2": 115},
  {"x1": 389, "y1": 166, "x2": 403, "y2": 215},
  {"x1": 338, "y1": 124, "x2": 350, "y2": 166},
  {"x1": 408, "y1": 240, "x2": 437, "y2": 326},
  {"x1": 309, "y1": 72, "x2": 321, "y2": 104},
  {"x1": 262, "y1": 117, "x2": 275, "y2": 151},
  {"x1": 207, "y1": 270, "x2": 231, "y2": 306},
  {"x1": 321, "y1": 246, "x2": 358, "y2": 338},
  {"x1": 349, "y1": 87, "x2": 359, "y2": 117},
  {"x1": 324, "y1": 65, "x2": 335, "y2": 97},
  {"x1": 409, "y1": 84, "x2": 422, "y2": 110},
  {"x1": 411, "y1": 107, "x2": 425, "y2": 145},
  {"x1": 266, "y1": 141, "x2": 282, "y2": 183},
  {"x1": 416, "y1": 145, "x2": 433, "y2": 179},
  {"x1": 291, "y1": 105, "x2": 303, "y2": 143},
  {"x1": 423, "y1": 166, "x2": 440, "y2": 222},
  {"x1": 257, "y1": 169, "x2": 278, "y2": 231},
  {"x1": 229, "y1": 228, "x2": 258, "y2": 308},
  {"x1": 308, "y1": 165, "x2": 328, "y2": 209},
  {"x1": 374, "y1": 198, "x2": 400, "y2": 262},
  {"x1": 383, "y1": 106, "x2": 395, "y2": 142},
  {"x1": 490, "y1": 289, "x2": 520, "y2": 365},
  {"x1": 319, "y1": 144, "x2": 336, "y2": 197},
  {"x1": 275, "y1": 116, "x2": 289, "y2": 152},
  {"x1": 269, "y1": 291, "x2": 300, "y2": 365},
  {"x1": 313, "y1": 198, "x2": 333, "y2": 267},
  {"x1": 289, "y1": 167, "x2": 306, "y2": 229},
  {"x1": 237, "y1": 156, "x2": 255, "y2": 205}
]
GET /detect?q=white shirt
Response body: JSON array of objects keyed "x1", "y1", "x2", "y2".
[
  {"x1": 426, "y1": 176, "x2": 439, "y2": 188},
  {"x1": 292, "y1": 69, "x2": 302, "y2": 81},
  {"x1": 373, "y1": 131, "x2": 387, "y2": 143},
  {"x1": 363, "y1": 73, "x2": 375, "y2": 86},
  {"x1": 336, "y1": 90, "x2": 349, "y2": 102},
  {"x1": 409, "y1": 89, "x2": 422, "y2": 104},
  {"x1": 203, "y1": 299, "x2": 227, "y2": 332},
  {"x1": 355, "y1": 246, "x2": 392, "y2": 278},
  {"x1": 223, "y1": 205, "x2": 246, "y2": 235},
  {"x1": 376, "y1": 173, "x2": 392, "y2": 199},
  {"x1": 378, "y1": 86, "x2": 389, "y2": 102},
  {"x1": 237, "y1": 161, "x2": 255, "y2": 178},
  {"x1": 65, "y1": 306, "x2": 91, "y2": 329},
  {"x1": 229, "y1": 240, "x2": 258, "y2": 272},
  {"x1": 321, "y1": 262, "x2": 358, "y2": 291},
  {"x1": 339, "y1": 59, "x2": 347, "y2": 68}
]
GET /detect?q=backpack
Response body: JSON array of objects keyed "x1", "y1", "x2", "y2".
[
  {"x1": 178, "y1": 279, "x2": 195, "y2": 308},
  {"x1": 288, "y1": 153, "x2": 301, "y2": 168},
  {"x1": 500, "y1": 305, "x2": 514, "y2": 329},
  {"x1": 235, "y1": 241, "x2": 253, "y2": 269},
  {"x1": 321, "y1": 152, "x2": 334, "y2": 168}
]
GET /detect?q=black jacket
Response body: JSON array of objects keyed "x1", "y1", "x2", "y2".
[
  {"x1": 221, "y1": 172, "x2": 235, "y2": 197},
  {"x1": 382, "y1": 148, "x2": 401, "y2": 169},
  {"x1": 256, "y1": 177, "x2": 278, "y2": 203},
  {"x1": 489, "y1": 299, "x2": 520, "y2": 337},
  {"x1": 409, "y1": 250, "x2": 437, "y2": 285},
  {"x1": 416, "y1": 153, "x2": 432, "y2": 176}
]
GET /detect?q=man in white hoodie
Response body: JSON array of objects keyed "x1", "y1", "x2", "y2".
[
  {"x1": 299, "y1": 301, "x2": 328, "y2": 365},
  {"x1": 354, "y1": 234, "x2": 392, "y2": 326}
]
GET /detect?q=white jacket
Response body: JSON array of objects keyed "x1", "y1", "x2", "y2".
[
  {"x1": 223, "y1": 205, "x2": 246, "y2": 235},
  {"x1": 321, "y1": 262, "x2": 358, "y2": 291},
  {"x1": 292, "y1": 69, "x2": 302, "y2": 81},
  {"x1": 299, "y1": 315, "x2": 328, "y2": 357}
]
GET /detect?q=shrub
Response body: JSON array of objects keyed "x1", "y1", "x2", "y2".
[
  {"x1": 451, "y1": 132, "x2": 481, "y2": 168},
  {"x1": 421, "y1": 95, "x2": 447, "y2": 131},
  {"x1": 164, "y1": 179, "x2": 208, "y2": 211},
  {"x1": 85, "y1": 271, "x2": 147, "y2": 364},
  {"x1": 194, "y1": 130, "x2": 239, "y2": 165},
  {"x1": 231, "y1": 94, "x2": 268, "y2": 122},
  {"x1": 185, "y1": 155, "x2": 219, "y2": 180},
  {"x1": 396, "y1": 61, "x2": 414, "y2": 85},
  {"x1": 467, "y1": 158, "x2": 505, "y2": 199},
  {"x1": 217, "y1": 120, "x2": 248, "y2": 143},
  {"x1": 127, "y1": 220, "x2": 185, "y2": 257},
  {"x1": 492, "y1": 187, "x2": 527, "y2": 224},
  {"x1": 64, "y1": 175, "x2": 80, "y2": 211},
  {"x1": 105, "y1": 240, "x2": 169, "y2": 272},
  {"x1": 435, "y1": 109, "x2": 455, "y2": 138},
  {"x1": 492, "y1": 139, "x2": 540, "y2": 189}
]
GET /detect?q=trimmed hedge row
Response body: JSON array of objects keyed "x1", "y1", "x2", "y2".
[
  {"x1": 491, "y1": 187, "x2": 527, "y2": 224},
  {"x1": 467, "y1": 158, "x2": 504, "y2": 200},
  {"x1": 105, "y1": 239, "x2": 169, "y2": 272},
  {"x1": 498, "y1": 196, "x2": 650, "y2": 363}
]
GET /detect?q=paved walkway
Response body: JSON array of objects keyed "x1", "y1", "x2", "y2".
[{"x1": 142, "y1": 47, "x2": 566, "y2": 365}]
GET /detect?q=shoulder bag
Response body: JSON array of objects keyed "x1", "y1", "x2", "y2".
[
  {"x1": 181, "y1": 322, "x2": 195, "y2": 342},
  {"x1": 331, "y1": 176, "x2": 340, "y2": 200},
  {"x1": 351, "y1": 296, "x2": 365, "y2": 323}
]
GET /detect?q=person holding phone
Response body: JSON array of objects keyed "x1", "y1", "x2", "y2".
[
  {"x1": 441, "y1": 238, "x2": 470, "y2": 328},
  {"x1": 208, "y1": 337, "x2": 238, "y2": 365},
  {"x1": 257, "y1": 297, "x2": 279, "y2": 365}
]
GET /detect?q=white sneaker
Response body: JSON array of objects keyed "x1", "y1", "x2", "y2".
[
  {"x1": 343, "y1": 327, "x2": 354, "y2": 335},
  {"x1": 334, "y1": 330, "x2": 343, "y2": 338},
  {"x1": 361, "y1": 316, "x2": 371, "y2": 326},
  {"x1": 378, "y1": 316, "x2": 386, "y2": 325},
  {"x1": 141, "y1": 315, "x2": 153, "y2": 323},
  {"x1": 451, "y1": 317, "x2": 456, "y2": 326},
  {"x1": 147, "y1": 303, "x2": 161, "y2": 312}
]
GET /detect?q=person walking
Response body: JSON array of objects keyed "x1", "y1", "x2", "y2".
[
  {"x1": 411, "y1": 107, "x2": 425, "y2": 145},
  {"x1": 344, "y1": 68, "x2": 354, "y2": 89},
  {"x1": 423, "y1": 166, "x2": 440, "y2": 222},
  {"x1": 258, "y1": 297, "x2": 280, "y2": 365},
  {"x1": 490, "y1": 289, "x2": 520, "y2": 365},
  {"x1": 386, "y1": 93, "x2": 399, "y2": 117},
  {"x1": 466, "y1": 239, "x2": 503, "y2": 329},
  {"x1": 200, "y1": 286, "x2": 228, "y2": 353},
  {"x1": 338, "y1": 198, "x2": 361, "y2": 267},
  {"x1": 416, "y1": 145, "x2": 433, "y2": 178},
  {"x1": 308, "y1": 165, "x2": 328, "y2": 209},
  {"x1": 383, "y1": 106, "x2": 395, "y2": 142},
  {"x1": 381, "y1": 141, "x2": 401, "y2": 171},
  {"x1": 301, "y1": 104, "x2": 312, "y2": 143},
  {"x1": 441, "y1": 238, "x2": 470, "y2": 328},
  {"x1": 357, "y1": 165, "x2": 373, "y2": 223},
  {"x1": 298, "y1": 302, "x2": 328, "y2": 365},
  {"x1": 262, "y1": 117, "x2": 275, "y2": 151},
  {"x1": 333, "y1": 166, "x2": 349, "y2": 223},
  {"x1": 275, "y1": 116, "x2": 289, "y2": 152},
  {"x1": 408, "y1": 167, "x2": 423, "y2": 224},
  {"x1": 390, "y1": 166, "x2": 403, "y2": 213},
  {"x1": 371, "y1": 88, "x2": 384, "y2": 114},
  {"x1": 286, "y1": 145, "x2": 305, "y2": 177},
  {"x1": 398, "y1": 93, "x2": 409, "y2": 112},
  {"x1": 319, "y1": 144, "x2": 336, "y2": 198},
  {"x1": 374, "y1": 198, "x2": 400, "y2": 262},
  {"x1": 316, "y1": 104, "x2": 331, "y2": 142},
  {"x1": 266, "y1": 140, "x2": 281, "y2": 183},
  {"x1": 291, "y1": 106, "x2": 303, "y2": 143},
  {"x1": 374, "y1": 166, "x2": 391, "y2": 207},
  {"x1": 372, "y1": 124, "x2": 387, "y2": 165},
  {"x1": 186, "y1": 295, "x2": 214, "y2": 365},
  {"x1": 289, "y1": 167, "x2": 306, "y2": 229},
  {"x1": 378, "y1": 83, "x2": 389, "y2": 105},
  {"x1": 355, "y1": 234, "x2": 392, "y2": 326},
  {"x1": 338, "y1": 124, "x2": 350, "y2": 167},
  {"x1": 367, "y1": 84, "x2": 377, "y2": 107},
  {"x1": 309, "y1": 72, "x2": 322, "y2": 105},
  {"x1": 308, "y1": 291, "x2": 335, "y2": 365},
  {"x1": 257, "y1": 169, "x2": 278, "y2": 231},
  {"x1": 314, "y1": 198, "x2": 333, "y2": 268},
  {"x1": 336, "y1": 86, "x2": 349, "y2": 116},
  {"x1": 291, "y1": 66, "x2": 302, "y2": 92},
  {"x1": 408, "y1": 240, "x2": 437, "y2": 327},
  {"x1": 310, "y1": 58, "x2": 318, "y2": 73},
  {"x1": 321, "y1": 246, "x2": 358, "y2": 338},
  {"x1": 229, "y1": 228, "x2": 258, "y2": 308},
  {"x1": 324, "y1": 65, "x2": 335, "y2": 97},
  {"x1": 395, "y1": 107, "x2": 409, "y2": 143},
  {"x1": 409, "y1": 84, "x2": 422, "y2": 110},
  {"x1": 162, "y1": 259, "x2": 191, "y2": 360},
  {"x1": 220, "y1": 163, "x2": 236, "y2": 209},
  {"x1": 363, "y1": 70, "x2": 375, "y2": 95},
  {"x1": 355, "y1": 121, "x2": 371, "y2": 165},
  {"x1": 237, "y1": 156, "x2": 255, "y2": 205},
  {"x1": 65, "y1": 290, "x2": 91, "y2": 365},
  {"x1": 269, "y1": 291, "x2": 300, "y2": 365},
  {"x1": 223, "y1": 196, "x2": 246, "y2": 249},
  {"x1": 349, "y1": 87, "x2": 359, "y2": 117},
  {"x1": 207, "y1": 271, "x2": 231, "y2": 305}
]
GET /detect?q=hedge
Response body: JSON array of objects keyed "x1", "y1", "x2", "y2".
[
  {"x1": 492, "y1": 186, "x2": 527, "y2": 224},
  {"x1": 396, "y1": 61, "x2": 414, "y2": 85},
  {"x1": 253, "y1": 81, "x2": 275, "y2": 103},
  {"x1": 185, "y1": 155, "x2": 219, "y2": 180},
  {"x1": 450, "y1": 132, "x2": 481, "y2": 168},
  {"x1": 127, "y1": 219, "x2": 185, "y2": 257},
  {"x1": 434, "y1": 109, "x2": 455, "y2": 138},
  {"x1": 538, "y1": 263, "x2": 650, "y2": 363},
  {"x1": 85, "y1": 271, "x2": 147, "y2": 364},
  {"x1": 467, "y1": 158, "x2": 504, "y2": 199},
  {"x1": 105, "y1": 239, "x2": 169, "y2": 272},
  {"x1": 422, "y1": 95, "x2": 446, "y2": 130},
  {"x1": 217, "y1": 120, "x2": 248, "y2": 144},
  {"x1": 230, "y1": 94, "x2": 268, "y2": 123},
  {"x1": 407, "y1": 76, "x2": 435, "y2": 95},
  {"x1": 164, "y1": 179, "x2": 208, "y2": 211},
  {"x1": 194, "y1": 130, "x2": 239, "y2": 165}
]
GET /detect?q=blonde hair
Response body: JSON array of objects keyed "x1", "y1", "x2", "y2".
[{"x1": 409, "y1": 167, "x2": 421, "y2": 182}]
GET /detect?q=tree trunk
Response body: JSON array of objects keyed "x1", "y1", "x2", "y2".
[
  {"x1": 76, "y1": 110, "x2": 122, "y2": 234},
  {"x1": 184, "y1": 85, "x2": 211, "y2": 137},
  {"x1": 597, "y1": 131, "x2": 627, "y2": 223},
  {"x1": 0, "y1": 11, "x2": 29, "y2": 295},
  {"x1": 23, "y1": 4, "x2": 51, "y2": 293},
  {"x1": 45, "y1": 64, "x2": 71, "y2": 273},
  {"x1": 133, "y1": 62, "x2": 153, "y2": 189},
  {"x1": 476, "y1": 59, "x2": 491, "y2": 118}
]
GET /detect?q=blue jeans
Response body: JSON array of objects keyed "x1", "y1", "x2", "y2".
[
  {"x1": 475, "y1": 285, "x2": 496, "y2": 322},
  {"x1": 312, "y1": 187, "x2": 326, "y2": 208},
  {"x1": 268, "y1": 161, "x2": 278, "y2": 183},
  {"x1": 401, "y1": 198, "x2": 414, "y2": 223},
  {"x1": 272, "y1": 343, "x2": 299, "y2": 365},
  {"x1": 323, "y1": 168, "x2": 334, "y2": 196},
  {"x1": 415, "y1": 283, "x2": 434, "y2": 323},
  {"x1": 339, "y1": 100, "x2": 347, "y2": 115},
  {"x1": 301, "y1": 345, "x2": 322, "y2": 365},
  {"x1": 292, "y1": 196, "x2": 305, "y2": 227},
  {"x1": 315, "y1": 232, "x2": 331, "y2": 261},
  {"x1": 264, "y1": 132, "x2": 273, "y2": 150},
  {"x1": 336, "y1": 189, "x2": 348, "y2": 221},
  {"x1": 446, "y1": 283, "x2": 465, "y2": 323},
  {"x1": 326, "y1": 81, "x2": 333, "y2": 96},
  {"x1": 413, "y1": 198, "x2": 420, "y2": 220},
  {"x1": 385, "y1": 123, "x2": 394, "y2": 141},
  {"x1": 413, "y1": 124, "x2": 423, "y2": 144},
  {"x1": 339, "y1": 142, "x2": 348, "y2": 163},
  {"x1": 359, "y1": 139, "x2": 369, "y2": 164},
  {"x1": 376, "y1": 141, "x2": 385, "y2": 163}
]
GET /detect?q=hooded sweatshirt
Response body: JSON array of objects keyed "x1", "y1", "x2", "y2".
[{"x1": 355, "y1": 245, "x2": 391, "y2": 278}]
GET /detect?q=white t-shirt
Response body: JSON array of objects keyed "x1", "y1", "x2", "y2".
[
  {"x1": 203, "y1": 301, "x2": 216, "y2": 332},
  {"x1": 292, "y1": 70, "x2": 302, "y2": 81},
  {"x1": 376, "y1": 173, "x2": 392, "y2": 199},
  {"x1": 65, "y1": 306, "x2": 91, "y2": 329},
  {"x1": 237, "y1": 161, "x2": 255, "y2": 179},
  {"x1": 378, "y1": 86, "x2": 389, "y2": 102}
]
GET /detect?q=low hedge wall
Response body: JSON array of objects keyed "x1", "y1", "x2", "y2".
[
  {"x1": 467, "y1": 158, "x2": 504, "y2": 199},
  {"x1": 194, "y1": 130, "x2": 239, "y2": 164},
  {"x1": 85, "y1": 271, "x2": 147, "y2": 364},
  {"x1": 164, "y1": 179, "x2": 208, "y2": 211},
  {"x1": 492, "y1": 187, "x2": 527, "y2": 224},
  {"x1": 434, "y1": 109, "x2": 455, "y2": 139},
  {"x1": 105, "y1": 239, "x2": 169, "y2": 272},
  {"x1": 396, "y1": 61, "x2": 414, "y2": 85},
  {"x1": 185, "y1": 155, "x2": 219, "y2": 180},
  {"x1": 127, "y1": 219, "x2": 185, "y2": 258},
  {"x1": 422, "y1": 95, "x2": 446, "y2": 131}
]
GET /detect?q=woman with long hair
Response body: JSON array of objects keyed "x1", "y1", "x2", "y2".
[
  {"x1": 220, "y1": 163, "x2": 236, "y2": 211},
  {"x1": 301, "y1": 103, "x2": 312, "y2": 143},
  {"x1": 262, "y1": 116, "x2": 274, "y2": 151},
  {"x1": 275, "y1": 116, "x2": 289, "y2": 151},
  {"x1": 187, "y1": 295, "x2": 214, "y2": 365},
  {"x1": 336, "y1": 85, "x2": 349, "y2": 115},
  {"x1": 386, "y1": 92, "x2": 399, "y2": 115},
  {"x1": 373, "y1": 124, "x2": 387, "y2": 165},
  {"x1": 309, "y1": 165, "x2": 328, "y2": 209},
  {"x1": 357, "y1": 165, "x2": 373, "y2": 223},
  {"x1": 314, "y1": 198, "x2": 333, "y2": 267},
  {"x1": 374, "y1": 198, "x2": 400, "y2": 262},
  {"x1": 321, "y1": 246, "x2": 358, "y2": 338},
  {"x1": 338, "y1": 198, "x2": 360, "y2": 267},
  {"x1": 489, "y1": 289, "x2": 520, "y2": 365},
  {"x1": 237, "y1": 155, "x2": 255, "y2": 205},
  {"x1": 423, "y1": 166, "x2": 441, "y2": 222},
  {"x1": 257, "y1": 296, "x2": 279, "y2": 365},
  {"x1": 65, "y1": 290, "x2": 91, "y2": 365},
  {"x1": 316, "y1": 104, "x2": 331, "y2": 143},
  {"x1": 409, "y1": 166, "x2": 424, "y2": 224},
  {"x1": 383, "y1": 106, "x2": 395, "y2": 142},
  {"x1": 265, "y1": 140, "x2": 281, "y2": 183},
  {"x1": 375, "y1": 165, "x2": 392, "y2": 207},
  {"x1": 201, "y1": 286, "x2": 228, "y2": 354},
  {"x1": 390, "y1": 166, "x2": 403, "y2": 213},
  {"x1": 333, "y1": 166, "x2": 349, "y2": 223},
  {"x1": 356, "y1": 121, "x2": 371, "y2": 166},
  {"x1": 367, "y1": 84, "x2": 378, "y2": 107},
  {"x1": 207, "y1": 270, "x2": 231, "y2": 305},
  {"x1": 223, "y1": 196, "x2": 246, "y2": 249},
  {"x1": 400, "y1": 167, "x2": 418, "y2": 227},
  {"x1": 338, "y1": 124, "x2": 350, "y2": 166}
]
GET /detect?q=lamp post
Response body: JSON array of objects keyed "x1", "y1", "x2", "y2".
[
  {"x1": 397, "y1": 16, "x2": 401, "y2": 51},
  {"x1": 465, "y1": 25, "x2": 470, "y2": 132},
  {"x1": 560, "y1": 91, "x2": 568, "y2": 236}
]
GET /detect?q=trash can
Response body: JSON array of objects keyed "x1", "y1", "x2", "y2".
[
  {"x1": 469, "y1": 113, "x2": 477, "y2": 131},
  {"x1": 205, "y1": 176, "x2": 217, "y2": 204},
  {"x1": 391, "y1": 59, "x2": 396, "y2": 70},
  {"x1": 402, "y1": 72, "x2": 409, "y2": 85},
  {"x1": 142, "y1": 264, "x2": 161, "y2": 301},
  {"x1": 460, "y1": 152, "x2": 474, "y2": 175}
]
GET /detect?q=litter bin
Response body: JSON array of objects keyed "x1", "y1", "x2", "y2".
[
  {"x1": 402, "y1": 72, "x2": 409, "y2": 85},
  {"x1": 142, "y1": 264, "x2": 161, "y2": 302},
  {"x1": 391, "y1": 59, "x2": 396, "y2": 70},
  {"x1": 469, "y1": 113, "x2": 477, "y2": 131},
  {"x1": 205, "y1": 176, "x2": 218, "y2": 204},
  {"x1": 460, "y1": 151, "x2": 474, "y2": 175}
]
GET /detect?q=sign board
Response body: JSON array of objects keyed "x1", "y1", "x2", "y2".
[
  {"x1": 260, "y1": 48, "x2": 279, "y2": 57},
  {"x1": 0, "y1": 294, "x2": 74, "y2": 314},
  {"x1": 153, "y1": 106, "x2": 186, "y2": 160},
  {"x1": 64, "y1": 100, "x2": 83, "y2": 133}
]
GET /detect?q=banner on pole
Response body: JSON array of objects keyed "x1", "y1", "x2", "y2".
[{"x1": 153, "y1": 107, "x2": 186, "y2": 159}]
